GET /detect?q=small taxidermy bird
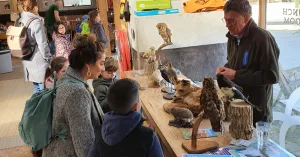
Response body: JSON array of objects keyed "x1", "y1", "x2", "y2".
[
  {"x1": 143, "y1": 47, "x2": 156, "y2": 59},
  {"x1": 216, "y1": 73, "x2": 243, "y2": 91},
  {"x1": 156, "y1": 23, "x2": 172, "y2": 44},
  {"x1": 216, "y1": 74, "x2": 261, "y2": 111},
  {"x1": 168, "y1": 107, "x2": 193, "y2": 128},
  {"x1": 164, "y1": 61, "x2": 178, "y2": 85}
]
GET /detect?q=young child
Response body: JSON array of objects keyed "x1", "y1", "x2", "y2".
[
  {"x1": 44, "y1": 56, "x2": 69, "y2": 88},
  {"x1": 93, "y1": 57, "x2": 119, "y2": 113},
  {"x1": 88, "y1": 10, "x2": 108, "y2": 48},
  {"x1": 80, "y1": 14, "x2": 90, "y2": 34},
  {"x1": 88, "y1": 79, "x2": 164, "y2": 157},
  {"x1": 52, "y1": 21, "x2": 73, "y2": 59}
]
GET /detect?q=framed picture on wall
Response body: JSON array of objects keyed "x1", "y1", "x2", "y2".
[
  {"x1": 43, "y1": 0, "x2": 49, "y2": 8},
  {"x1": 4, "y1": 3, "x2": 10, "y2": 10}
]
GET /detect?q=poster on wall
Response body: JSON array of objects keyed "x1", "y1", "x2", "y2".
[
  {"x1": 43, "y1": 0, "x2": 49, "y2": 8},
  {"x1": 4, "y1": 3, "x2": 10, "y2": 10}
]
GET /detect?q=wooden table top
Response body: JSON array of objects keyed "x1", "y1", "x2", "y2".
[
  {"x1": 124, "y1": 70, "x2": 232, "y2": 157},
  {"x1": 0, "y1": 33, "x2": 7, "y2": 40}
]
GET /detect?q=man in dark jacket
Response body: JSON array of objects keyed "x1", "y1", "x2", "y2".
[
  {"x1": 45, "y1": 0, "x2": 63, "y2": 55},
  {"x1": 93, "y1": 57, "x2": 119, "y2": 113},
  {"x1": 216, "y1": 0, "x2": 280, "y2": 125},
  {"x1": 88, "y1": 79, "x2": 164, "y2": 157}
]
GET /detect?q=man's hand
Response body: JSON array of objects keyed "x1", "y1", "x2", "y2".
[
  {"x1": 216, "y1": 66, "x2": 226, "y2": 74},
  {"x1": 217, "y1": 67, "x2": 236, "y2": 80}
]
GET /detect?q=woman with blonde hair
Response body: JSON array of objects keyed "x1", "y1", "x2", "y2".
[
  {"x1": 43, "y1": 34, "x2": 105, "y2": 157},
  {"x1": 19, "y1": 0, "x2": 51, "y2": 94}
]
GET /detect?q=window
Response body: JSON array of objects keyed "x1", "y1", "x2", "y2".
[
  {"x1": 63, "y1": 0, "x2": 92, "y2": 7},
  {"x1": 265, "y1": 0, "x2": 300, "y2": 156},
  {"x1": 249, "y1": 0, "x2": 259, "y2": 24}
]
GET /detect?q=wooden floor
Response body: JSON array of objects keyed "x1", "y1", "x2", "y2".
[
  {"x1": 0, "y1": 146, "x2": 33, "y2": 157},
  {"x1": 0, "y1": 57, "x2": 33, "y2": 156}
]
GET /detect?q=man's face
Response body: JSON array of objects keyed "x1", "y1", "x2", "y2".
[
  {"x1": 56, "y1": 1, "x2": 63, "y2": 7},
  {"x1": 224, "y1": 11, "x2": 249, "y2": 36}
]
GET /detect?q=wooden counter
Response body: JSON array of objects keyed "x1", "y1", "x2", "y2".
[
  {"x1": 124, "y1": 70, "x2": 232, "y2": 157},
  {"x1": 0, "y1": 33, "x2": 7, "y2": 40}
]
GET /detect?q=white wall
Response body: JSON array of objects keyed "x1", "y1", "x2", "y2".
[{"x1": 128, "y1": 10, "x2": 228, "y2": 53}]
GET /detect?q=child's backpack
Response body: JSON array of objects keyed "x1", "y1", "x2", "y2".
[
  {"x1": 18, "y1": 72, "x2": 67, "y2": 151},
  {"x1": 6, "y1": 18, "x2": 38, "y2": 59}
]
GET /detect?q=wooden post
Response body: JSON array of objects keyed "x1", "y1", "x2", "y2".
[
  {"x1": 258, "y1": 0, "x2": 267, "y2": 29},
  {"x1": 97, "y1": 0, "x2": 111, "y2": 56},
  {"x1": 113, "y1": 0, "x2": 121, "y2": 30},
  {"x1": 11, "y1": 0, "x2": 18, "y2": 12},
  {"x1": 229, "y1": 99, "x2": 253, "y2": 140}
]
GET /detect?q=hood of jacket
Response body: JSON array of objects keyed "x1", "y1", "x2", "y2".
[
  {"x1": 20, "y1": 11, "x2": 43, "y2": 23},
  {"x1": 101, "y1": 111, "x2": 142, "y2": 146},
  {"x1": 53, "y1": 31, "x2": 71, "y2": 40},
  {"x1": 59, "y1": 67, "x2": 89, "y2": 87},
  {"x1": 92, "y1": 76, "x2": 117, "y2": 88}
]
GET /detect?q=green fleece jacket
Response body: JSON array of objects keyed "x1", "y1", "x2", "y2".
[
  {"x1": 225, "y1": 19, "x2": 280, "y2": 124},
  {"x1": 80, "y1": 21, "x2": 90, "y2": 34},
  {"x1": 92, "y1": 76, "x2": 118, "y2": 113}
]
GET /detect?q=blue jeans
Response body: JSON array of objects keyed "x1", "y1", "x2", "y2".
[
  {"x1": 49, "y1": 41, "x2": 55, "y2": 56},
  {"x1": 33, "y1": 82, "x2": 44, "y2": 94},
  {"x1": 47, "y1": 26, "x2": 55, "y2": 56}
]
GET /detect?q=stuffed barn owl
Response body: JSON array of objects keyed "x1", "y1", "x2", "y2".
[{"x1": 156, "y1": 23, "x2": 172, "y2": 44}]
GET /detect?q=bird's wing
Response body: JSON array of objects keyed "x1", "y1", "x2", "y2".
[
  {"x1": 167, "y1": 28, "x2": 172, "y2": 36},
  {"x1": 217, "y1": 74, "x2": 243, "y2": 92}
]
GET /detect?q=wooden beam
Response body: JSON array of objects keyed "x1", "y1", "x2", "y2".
[
  {"x1": 258, "y1": 0, "x2": 267, "y2": 29},
  {"x1": 113, "y1": 0, "x2": 121, "y2": 30},
  {"x1": 11, "y1": 0, "x2": 18, "y2": 13},
  {"x1": 97, "y1": 0, "x2": 111, "y2": 56}
]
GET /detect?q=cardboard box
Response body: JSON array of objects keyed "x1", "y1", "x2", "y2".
[
  {"x1": 134, "y1": 8, "x2": 179, "y2": 16},
  {"x1": 136, "y1": 0, "x2": 171, "y2": 11}
]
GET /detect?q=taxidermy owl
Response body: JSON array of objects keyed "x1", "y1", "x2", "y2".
[
  {"x1": 156, "y1": 23, "x2": 172, "y2": 44},
  {"x1": 200, "y1": 77, "x2": 225, "y2": 132}
]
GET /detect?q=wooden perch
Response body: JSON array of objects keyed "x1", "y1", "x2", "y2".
[
  {"x1": 156, "y1": 42, "x2": 172, "y2": 66},
  {"x1": 182, "y1": 111, "x2": 219, "y2": 154}
]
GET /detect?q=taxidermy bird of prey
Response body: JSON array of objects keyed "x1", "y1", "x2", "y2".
[
  {"x1": 200, "y1": 77, "x2": 225, "y2": 132},
  {"x1": 216, "y1": 74, "x2": 261, "y2": 111},
  {"x1": 156, "y1": 23, "x2": 172, "y2": 44},
  {"x1": 164, "y1": 61, "x2": 178, "y2": 85},
  {"x1": 168, "y1": 107, "x2": 193, "y2": 128}
]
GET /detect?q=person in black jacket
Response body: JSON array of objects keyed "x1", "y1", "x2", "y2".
[
  {"x1": 93, "y1": 57, "x2": 119, "y2": 113},
  {"x1": 88, "y1": 79, "x2": 164, "y2": 157},
  {"x1": 216, "y1": 0, "x2": 280, "y2": 125}
]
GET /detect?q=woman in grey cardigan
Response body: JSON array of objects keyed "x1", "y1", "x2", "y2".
[
  {"x1": 19, "y1": 0, "x2": 52, "y2": 94},
  {"x1": 42, "y1": 35, "x2": 105, "y2": 157}
]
